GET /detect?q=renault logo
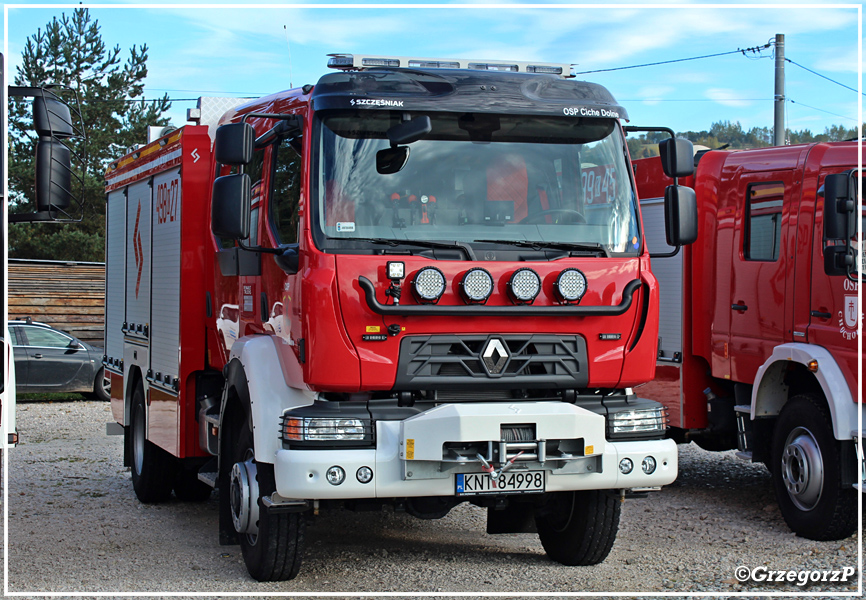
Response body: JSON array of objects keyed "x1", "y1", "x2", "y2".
[{"x1": 481, "y1": 338, "x2": 509, "y2": 375}]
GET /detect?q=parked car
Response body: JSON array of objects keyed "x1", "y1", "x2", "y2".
[{"x1": 8, "y1": 319, "x2": 109, "y2": 401}]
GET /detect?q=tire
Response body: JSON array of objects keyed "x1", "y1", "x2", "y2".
[
  {"x1": 93, "y1": 367, "x2": 111, "y2": 402},
  {"x1": 130, "y1": 386, "x2": 177, "y2": 503},
  {"x1": 231, "y1": 411, "x2": 305, "y2": 581},
  {"x1": 534, "y1": 490, "x2": 621, "y2": 566},
  {"x1": 174, "y1": 468, "x2": 212, "y2": 502},
  {"x1": 771, "y1": 393, "x2": 856, "y2": 540}
]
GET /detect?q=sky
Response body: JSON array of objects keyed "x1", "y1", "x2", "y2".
[{"x1": 2, "y1": 1, "x2": 863, "y2": 140}]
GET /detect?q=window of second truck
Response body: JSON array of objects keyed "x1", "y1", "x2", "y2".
[
  {"x1": 312, "y1": 111, "x2": 640, "y2": 256},
  {"x1": 745, "y1": 182, "x2": 784, "y2": 261}
]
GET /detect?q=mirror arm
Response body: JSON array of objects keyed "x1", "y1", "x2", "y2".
[
  {"x1": 236, "y1": 237, "x2": 283, "y2": 256},
  {"x1": 649, "y1": 246, "x2": 681, "y2": 259}
]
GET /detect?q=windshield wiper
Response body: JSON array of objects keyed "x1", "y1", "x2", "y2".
[
  {"x1": 332, "y1": 237, "x2": 476, "y2": 260},
  {"x1": 474, "y1": 239, "x2": 609, "y2": 257}
]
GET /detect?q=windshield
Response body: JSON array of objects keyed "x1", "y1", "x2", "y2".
[{"x1": 312, "y1": 110, "x2": 640, "y2": 256}]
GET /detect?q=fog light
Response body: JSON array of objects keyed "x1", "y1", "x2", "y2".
[
  {"x1": 387, "y1": 261, "x2": 405, "y2": 280},
  {"x1": 508, "y1": 268, "x2": 541, "y2": 304},
  {"x1": 460, "y1": 268, "x2": 494, "y2": 303},
  {"x1": 619, "y1": 458, "x2": 634, "y2": 475},
  {"x1": 413, "y1": 266, "x2": 446, "y2": 303},
  {"x1": 356, "y1": 466, "x2": 373, "y2": 484},
  {"x1": 326, "y1": 466, "x2": 346, "y2": 486},
  {"x1": 554, "y1": 268, "x2": 587, "y2": 303},
  {"x1": 642, "y1": 456, "x2": 657, "y2": 475}
]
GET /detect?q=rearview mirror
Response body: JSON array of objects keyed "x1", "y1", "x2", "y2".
[
  {"x1": 376, "y1": 146, "x2": 410, "y2": 174},
  {"x1": 35, "y1": 140, "x2": 72, "y2": 211},
  {"x1": 664, "y1": 185, "x2": 698, "y2": 246},
  {"x1": 823, "y1": 173, "x2": 855, "y2": 240},
  {"x1": 214, "y1": 122, "x2": 254, "y2": 165},
  {"x1": 659, "y1": 138, "x2": 695, "y2": 178},
  {"x1": 211, "y1": 173, "x2": 251, "y2": 239}
]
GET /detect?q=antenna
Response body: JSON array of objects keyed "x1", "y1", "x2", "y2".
[{"x1": 283, "y1": 25, "x2": 293, "y2": 89}]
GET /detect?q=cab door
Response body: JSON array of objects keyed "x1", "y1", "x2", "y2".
[{"x1": 728, "y1": 172, "x2": 794, "y2": 383}]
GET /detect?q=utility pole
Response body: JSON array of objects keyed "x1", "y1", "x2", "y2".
[{"x1": 774, "y1": 33, "x2": 785, "y2": 146}]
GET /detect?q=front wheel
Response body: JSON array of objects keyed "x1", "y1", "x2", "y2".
[
  {"x1": 771, "y1": 394, "x2": 856, "y2": 540},
  {"x1": 534, "y1": 490, "x2": 620, "y2": 566},
  {"x1": 231, "y1": 417, "x2": 305, "y2": 581}
]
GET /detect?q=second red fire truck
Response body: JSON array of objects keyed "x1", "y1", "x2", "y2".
[
  {"x1": 634, "y1": 140, "x2": 862, "y2": 541},
  {"x1": 103, "y1": 54, "x2": 698, "y2": 580}
]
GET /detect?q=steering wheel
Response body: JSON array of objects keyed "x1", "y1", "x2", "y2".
[{"x1": 521, "y1": 209, "x2": 587, "y2": 224}]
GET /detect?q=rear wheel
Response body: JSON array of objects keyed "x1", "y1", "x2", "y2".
[
  {"x1": 534, "y1": 490, "x2": 620, "y2": 566},
  {"x1": 230, "y1": 412, "x2": 305, "y2": 581},
  {"x1": 93, "y1": 367, "x2": 110, "y2": 402},
  {"x1": 771, "y1": 393, "x2": 856, "y2": 540},
  {"x1": 130, "y1": 386, "x2": 176, "y2": 503}
]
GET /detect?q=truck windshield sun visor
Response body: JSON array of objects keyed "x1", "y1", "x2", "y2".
[{"x1": 312, "y1": 110, "x2": 641, "y2": 258}]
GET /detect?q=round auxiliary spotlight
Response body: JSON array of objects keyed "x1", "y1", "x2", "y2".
[
  {"x1": 412, "y1": 266, "x2": 446, "y2": 303},
  {"x1": 508, "y1": 268, "x2": 541, "y2": 304},
  {"x1": 554, "y1": 268, "x2": 587, "y2": 303},
  {"x1": 460, "y1": 268, "x2": 494, "y2": 304}
]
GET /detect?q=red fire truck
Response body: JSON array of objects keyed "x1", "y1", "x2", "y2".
[
  {"x1": 633, "y1": 140, "x2": 862, "y2": 541},
  {"x1": 103, "y1": 54, "x2": 698, "y2": 581}
]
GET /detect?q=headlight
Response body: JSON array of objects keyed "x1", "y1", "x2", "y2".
[
  {"x1": 508, "y1": 268, "x2": 541, "y2": 304},
  {"x1": 460, "y1": 268, "x2": 493, "y2": 304},
  {"x1": 282, "y1": 417, "x2": 371, "y2": 442},
  {"x1": 607, "y1": 405, "x2": 668, "y2": 439},
  {"x1": 554, "y1": 268, "x2": 587, "y2": 303},
  {"x1": 412, "y1": 266, "x2": 446, "y2": 303}
]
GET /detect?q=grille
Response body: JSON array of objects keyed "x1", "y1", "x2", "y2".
[{"x1": 394, "y1": 335, "x2": 588, "y2": 390}]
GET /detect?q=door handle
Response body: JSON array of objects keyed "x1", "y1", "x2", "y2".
[
  {"x1": 810, "y1": 310, "x2": 832, "y2": 319},
  {"x1": 34, "y1": 353, "x2": 43, "y2": 359},
  {"x1": 731, "y1": 304, "x2": 748, "y2": 312}
]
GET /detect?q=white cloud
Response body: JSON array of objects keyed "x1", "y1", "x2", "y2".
[{"x1": 705, "y1": 88, "x2": 754, "y2": 108}]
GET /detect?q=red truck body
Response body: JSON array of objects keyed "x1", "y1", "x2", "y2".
[
  {"x1": 102, "y1": 55, "x2": 695, "y2": 581},
  {"x1": 634, "y1": 141, "x2": 862, "y2": 541}
]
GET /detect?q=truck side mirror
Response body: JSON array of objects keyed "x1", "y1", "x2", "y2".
[
  {"x1": 822, "y1": 173, "x2": 854, "y2": 240},
  {"x1": 211, "y1": 173, "x2": 251, "y2": 239},
  {"x1": 35, "y1": 140, "x2": 72, "y2": 211},
  {"x1": 664, "y1": 184, "x2": 698, "y2": 246},
  {"x1": 214, "y1": 122, "x2": 254, "y2": 165},
  {"x1": 659, "y1": 138, "x2": 695, "y2": 178},
  {"x1": 33, "y1": 95, "x2": 74, "y2": 139},
  {"x1": 823, "y1": 245, "x2": 854, "y2": 277}
]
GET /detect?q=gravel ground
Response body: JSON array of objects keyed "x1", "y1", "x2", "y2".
[{"x1": 2, "y1": 399, "x2": 861, "y2": 597}]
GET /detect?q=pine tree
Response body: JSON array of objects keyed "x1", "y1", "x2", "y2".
[{"x1": 8, "y1": 8, "x2": 171, "y2": 262}]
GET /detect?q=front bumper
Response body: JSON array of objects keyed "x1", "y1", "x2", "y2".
[{"x1": 273, "y1": 401, "x2": 677, "y2": 500}]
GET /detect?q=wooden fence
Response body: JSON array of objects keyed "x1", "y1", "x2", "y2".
[{"x1": 8, "y1": 259, "x2": 106, "y2": 347}]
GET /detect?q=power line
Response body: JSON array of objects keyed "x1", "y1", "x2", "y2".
[
  {"x1": 788, "y1": 98, "x2": 858, "y2": 122},
  {"x1": 785, "y1": 58, "x2": 863, "y2": 96},
  {"x1": 572, "y1": 43, "x2": 771, "y2": 75}
]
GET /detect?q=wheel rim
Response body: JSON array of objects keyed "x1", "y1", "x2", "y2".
[
  {"x1": 101, "y1": 373, "x2": 111, "y2": 398},
  {"x1": 230, "y1": 449, "x2": 260, "y2": 540},
  {"x1": 132, "y1": 403, "x2": 145, "y2": 476},
  {"x1": 780, "y1": 426, "x2": 824, "y2": 511}
]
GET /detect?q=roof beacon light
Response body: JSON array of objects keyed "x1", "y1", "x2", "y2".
[{"x1": 327, "y1": 54, "x2": 572, "y2": 78}]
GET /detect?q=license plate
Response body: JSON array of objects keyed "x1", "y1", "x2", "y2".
[{"x1": 455, "y1": 471, "x2": 545, "y2": 496}]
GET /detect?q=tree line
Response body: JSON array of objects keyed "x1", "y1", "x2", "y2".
[{"x1": 627, "y1": 120, "x2": 861, "y2": 159}]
